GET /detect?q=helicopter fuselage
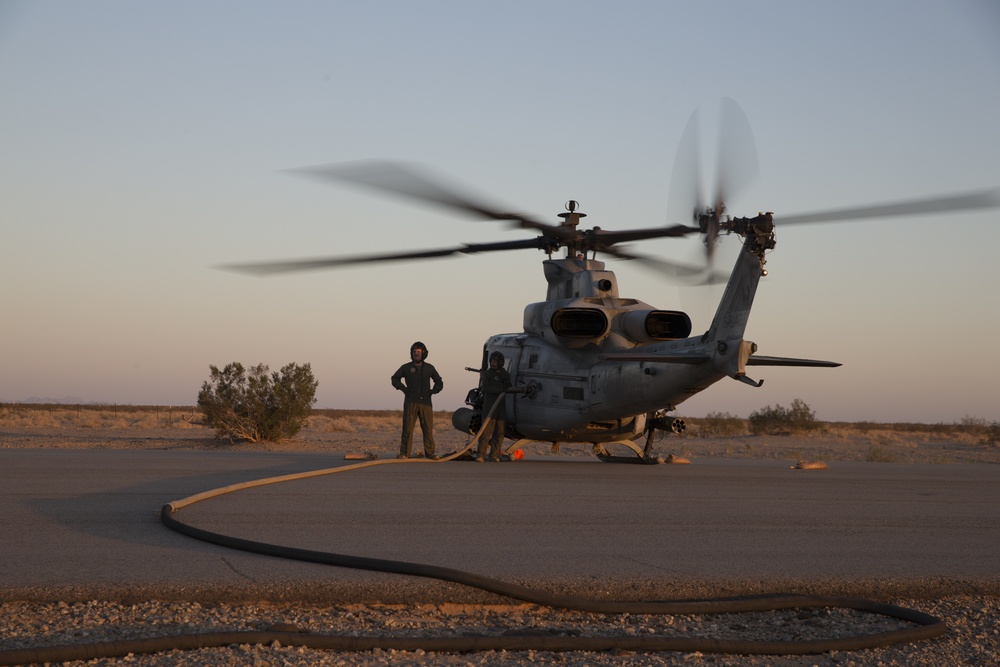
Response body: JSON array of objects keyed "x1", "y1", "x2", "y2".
[
  {"x1": 453, "y1": 224, "x2": 773, "y2": 446},
  {"x1": 474, "y1": 330, "x2": 730, "y2": 443}
]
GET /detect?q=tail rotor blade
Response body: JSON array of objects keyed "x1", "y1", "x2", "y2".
[
  {"x1": 716, "y1": 97, "x2": 760, "y2": 207},
  {"x1": 667, "y1": 109, "x2": 704, "y2": 226}
]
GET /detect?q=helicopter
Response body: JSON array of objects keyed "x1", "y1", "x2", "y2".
[{"x1": 223, "y1": 100, "x2": 999, "y2": 463}]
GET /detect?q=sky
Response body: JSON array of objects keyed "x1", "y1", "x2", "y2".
[{"x1": 2, "y1": 1, "x2": 999, "y2": 423}]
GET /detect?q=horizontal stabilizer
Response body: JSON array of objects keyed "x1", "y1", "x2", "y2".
[
  {"x1": 746, "y1": 355, "x2": 841, "y2": 368},
  {"x1": 603, "y1": 353, "x2": 710, "y2": 364}
]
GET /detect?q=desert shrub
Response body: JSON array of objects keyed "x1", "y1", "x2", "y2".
[
  {"x1": 197, "y1": 362, "x2": 318, "y2": 443},
  {"x1": 748, "y1": 398, "x2": 819, "y2": 435},
  {"x1": 960, "y1": 415, "x2": 987, "y2": 428},
  {"x1": 697, "y1": 411, "x2": 747, "y2": 437},
  {"x1": 959, "y1": 415, "x2": 1000, "y2": 445},
  {"x1": 749, "y1": 404, "x2": 789, "y2": 435}
]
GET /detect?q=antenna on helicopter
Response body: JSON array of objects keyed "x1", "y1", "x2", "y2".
[{"x1": 558, "y1": 200, "x2": 586, "y2": 227}]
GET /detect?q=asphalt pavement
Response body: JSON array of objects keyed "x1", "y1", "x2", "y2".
[{"x1": 2, "y1": 449, "x2": 998, "y2": 603}]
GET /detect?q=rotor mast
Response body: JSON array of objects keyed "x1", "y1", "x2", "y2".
[{"x1": 557, "y1": 200, "x2": 587, "y2": 258}]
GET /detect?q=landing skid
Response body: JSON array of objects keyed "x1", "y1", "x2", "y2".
[
  {"x1": 500, "y1": 438, "x2": 663, "y2": 464},
  {"x1": 593, "y1": 440, "x2": 664, "y2": 465}
]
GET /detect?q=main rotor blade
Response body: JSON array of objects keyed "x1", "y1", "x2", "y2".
[
  {"x1": 586, "y1": 224, "x2": 698, "y2": 246},
  {"x1": 603, "y1": 246, "x2": 728, "y2": 284},
  {"x1": 777, "y1": 188, "x2": 1000, "y2": 226},
  {"x1": 288, "y1": 160, "x2": 570, "y2": 237},
  {"x1": 218, "y1": 238, "x2": 546, "y2": 276}
]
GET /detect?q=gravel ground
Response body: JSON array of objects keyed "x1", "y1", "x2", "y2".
[
  {"x1": 2, "y1": 416, "x2": 998, "y2": 665},
  {"x1": 0, "y1": 596, "x2": 997, "y2": 667}
]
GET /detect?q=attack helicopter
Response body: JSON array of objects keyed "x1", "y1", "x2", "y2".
[{"x1": 223, "y1": 100, "x2": 999, "y2": 462}]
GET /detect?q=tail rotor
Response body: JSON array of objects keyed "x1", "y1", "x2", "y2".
[{"x1": 668, "y1": 97, "x2": 760, "y2": 280}]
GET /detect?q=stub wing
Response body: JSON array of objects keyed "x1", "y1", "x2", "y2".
[
  {"x1": 746, "y1": 355, "x2": 841, "y2": 368},
  {"x1": 603, "y1": 352, "x2": 839, "y2": 368},
  {"x1": 602, "y1": 352, "x2": 710, "y2": 364}
]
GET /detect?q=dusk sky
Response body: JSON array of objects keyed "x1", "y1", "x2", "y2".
[{"x1": 2, "y1": 1, "x2": 998, "y2": 423}]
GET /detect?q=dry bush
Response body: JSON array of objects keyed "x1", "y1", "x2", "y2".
[
  {"x1": 748, "y1": 399, "x2": 821, "y2": 436},
  {"x1": 959, "y1": 415, "x2": 1000, "y2": 445},
  {"x1": 197, "y1": 362, "x2": 318, "y2": 443},
  {"x1": 688, "y1": 412, "x2": 748, "y2": 437}
]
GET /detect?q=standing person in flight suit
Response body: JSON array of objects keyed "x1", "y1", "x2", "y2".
[
  {"x1": 391, "y1": 341, "x2": 443, "y2": 459},
  {"x1": 476, "y1": 351, "x2": 511, "y2": 462}
]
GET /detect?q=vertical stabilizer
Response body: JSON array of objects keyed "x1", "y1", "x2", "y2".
[
  {"x1": 705, "y1": 215, "x2": 774, "y2": 343},
  {"x1": 705, "y1": 244, "x2": 764, "y2": 342}
]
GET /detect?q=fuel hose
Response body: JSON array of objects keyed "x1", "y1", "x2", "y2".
[{"x1": 0, "y1": 397, "x2": 947, "y2": 665}]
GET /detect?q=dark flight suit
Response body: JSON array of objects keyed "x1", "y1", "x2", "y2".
[
  {"x1": 478, "y1": 365, "x2": 511, "y2": 460},
  {"x1": 391, "y1": 361, "x2": 443, "y2": 457}
]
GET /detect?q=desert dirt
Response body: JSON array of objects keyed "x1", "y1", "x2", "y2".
[
  {"x1": 2, "y1": 406, "x2": 998, "y2": 666},
  {"x1": 2, "y1": 406, "x2": 998, "y2": 466}
]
